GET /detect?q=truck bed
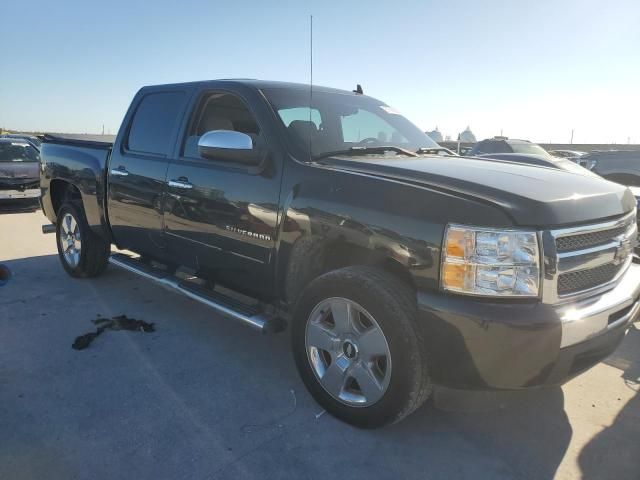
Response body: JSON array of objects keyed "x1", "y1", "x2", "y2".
[
  {"x1": 41, "y1": 134, "x2": 114, "y2": 148},
  {"x1": 40, "y1": 134, "x2": 113, "y2": 235}
]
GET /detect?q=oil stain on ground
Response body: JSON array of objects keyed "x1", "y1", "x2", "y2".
[{"x1": 72, "y1": 315, "x2": 155, "y2": 350}]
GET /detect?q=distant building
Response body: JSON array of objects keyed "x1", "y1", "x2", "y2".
[
  {"x1": 445, "y1": 135, "x2": 451, "y2": 142},
  {"x1": 458, "y1": 126, "x2": 476, "y2": 143},
  {"x1": 426, "y1": 127, "x2": 443, "y2": 142}
]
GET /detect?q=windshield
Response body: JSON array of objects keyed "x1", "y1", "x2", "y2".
[
  {"x1": 511, "y1": 142, "x2": 552, "y2": 158},
  {"x1": 0, "y1": 143, "x2": 40, "y2": 162},
  {"x1": 262, "y1": 88, "x2": 438, "y2": 159}
]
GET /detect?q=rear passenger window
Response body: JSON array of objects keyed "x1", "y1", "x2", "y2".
[{"x1": 127, "y1": 91, "x2": 186, "y2": 156}]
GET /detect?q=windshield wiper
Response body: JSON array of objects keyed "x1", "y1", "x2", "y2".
[{"x1": 313, "y1": 146, "x2": 419, "y2": 161}]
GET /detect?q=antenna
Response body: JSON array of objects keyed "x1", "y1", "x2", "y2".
[{"x1": 309, "y1": 14, "x2": 313, "y2": 161}]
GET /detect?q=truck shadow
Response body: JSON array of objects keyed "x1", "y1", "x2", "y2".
[
  {"x1": 385, "y1": 386, "x2": 571, "y2": 479},
  {"x1": 578, "y1": 323, "x2": 640, "y2": 480}
]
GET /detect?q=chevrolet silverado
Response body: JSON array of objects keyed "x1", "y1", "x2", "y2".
[{"x1": 40, "y1": 80, "x2": 640, "y2": 427}]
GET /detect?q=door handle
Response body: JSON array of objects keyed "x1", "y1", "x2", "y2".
[
  {"x1": 168, "y1": 178, "x2": 193, "y2": 189},
  {"x1": 110, "y1": 166, "x2": 129, "y2": 177}
]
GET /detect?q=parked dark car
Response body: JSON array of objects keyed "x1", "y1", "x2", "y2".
[
  {"x1": 469, "y1": 137, "x2": 553, "y2": 158},
  {"x1": 575, "y1": 150, "x2": 640, "y2": 187},
  {"x1": 0, "y1": 138, "x2": 41, "y2": 200},
  {"x1": 1, "y1": 133, "x2": 42, "y2": 150},
  {"x1": 476, "y1": 152, "x2": 599, "y2": 177},
  {"x1": 39, "y1": 79, "x2": 640, "y2": 428}
]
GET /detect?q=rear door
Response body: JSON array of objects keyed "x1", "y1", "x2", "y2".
[
  {"x1": 163, "y1": 89, "x2": 282, "y2": 298},
  {"x1": 107, "y1": 89, "x2": 190, "y2": 258}
]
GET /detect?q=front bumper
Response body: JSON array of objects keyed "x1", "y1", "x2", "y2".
[
  {"x1": 0, "y1": 188, "x2": 41, "y2": 200},
  {"x1": 417, "y1": 262, "x2": 640, "y2": 390}
]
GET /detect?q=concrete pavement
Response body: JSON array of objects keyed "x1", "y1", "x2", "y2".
[{"x1": 0, "y1": 208, "x2": 638, "y2": 479}]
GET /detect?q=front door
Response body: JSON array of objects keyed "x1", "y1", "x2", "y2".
[
  {"x1": 163, "y1": 91, "x2": 281, "y2": 298},
  {"x1": 107, "y1": 90, "x2": 188, "y2": 258}
]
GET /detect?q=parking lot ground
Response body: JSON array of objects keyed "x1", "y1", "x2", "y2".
[{"x1": 1, "y1": 210, "x2": 638, "y2": 480}]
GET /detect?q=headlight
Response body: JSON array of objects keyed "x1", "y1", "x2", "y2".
[{"x1": 441, "y1": 225, "x2": 540, "y2": 297}]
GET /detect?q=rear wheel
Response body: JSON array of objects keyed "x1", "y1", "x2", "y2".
[
  {"x1": 292, "y1": 266, "x2": 432, "y2": 428},
  {"x1": 56, "y1": 203, "x2": 110, "y2": 278}
]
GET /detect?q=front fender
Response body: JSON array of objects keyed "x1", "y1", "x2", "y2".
[{"x1": 275, "y1": 164, "x2": 513, "y2": 302}]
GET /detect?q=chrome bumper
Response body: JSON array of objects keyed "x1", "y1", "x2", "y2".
[
  {"x1": 558, "y1": 261, "x2": 640, "y2": 348},
  {"x1": 0, "y1": 188, "x2": 40, "y2": 199}
]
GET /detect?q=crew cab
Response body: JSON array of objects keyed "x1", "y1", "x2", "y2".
[{"x1": 40, "y1": 80, "x2": 640, "y2": 428}]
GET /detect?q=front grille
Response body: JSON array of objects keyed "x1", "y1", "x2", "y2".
[
  {"x1": 557, "y1": 263, "x2": 624, "y2": 295},
  {"x1": 556, "y1": 225, "x2": 629, "y2": 252},
  {"x1": 545, "y1": 211, "x2": 637, "y2": 303}
]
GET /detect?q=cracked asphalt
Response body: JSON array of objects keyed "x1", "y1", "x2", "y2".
[{"x1": 1, "y1": 207, "x2": 638, "y2": 479}]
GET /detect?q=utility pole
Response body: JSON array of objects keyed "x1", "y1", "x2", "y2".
[
  {"x1": 570, "y1": 129, "x2": 574, "y2": 144},
  {"x1": 102, "y1": 124, "x2": 105, "y2": 135}
]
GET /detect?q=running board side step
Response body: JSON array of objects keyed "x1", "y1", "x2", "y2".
[{"x1": 108, "y1": 253, "x2": 286, "y2": 333}]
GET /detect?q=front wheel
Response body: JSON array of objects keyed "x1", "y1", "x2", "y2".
[
  {"x1": 291, "y1": 266, "x2": 432, "y2": 428},
  {"x1": 56, "y1": 203, "x2": 110, "y2": 278}
]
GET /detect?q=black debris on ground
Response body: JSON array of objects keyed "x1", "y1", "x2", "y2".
[{"x1": 72, "y1": 315, "x2": 155, "y2": 350}]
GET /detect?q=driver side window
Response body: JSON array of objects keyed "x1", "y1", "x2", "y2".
[
  {"x1": 182, "y1": 92, "x2": 262, "y2": 159},
  {"x1": 340, "y1": 109, "x2": 407, "y2": 144}
]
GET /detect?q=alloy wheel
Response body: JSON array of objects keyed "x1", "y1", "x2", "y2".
[
  {"x1": 59, "y1": 213, "x2": 81, "y2": 268},
  {"x1": 305, "y1": 297, "x2": 392, "y2": 407}
]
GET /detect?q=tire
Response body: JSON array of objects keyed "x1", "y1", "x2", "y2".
[
  {"x1": 56, "y1": 202, "x2": 110, "y2": 278},
  {"x1": 291, "y1": 266, "x2": 432, "y2": 428}
]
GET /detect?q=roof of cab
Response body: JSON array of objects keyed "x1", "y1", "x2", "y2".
[{"x1": 140, "y1": 79, "x2": 361, "y2": 96}]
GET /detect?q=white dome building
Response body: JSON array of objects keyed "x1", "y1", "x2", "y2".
[
  {"x1": 426, "y1": 127, "x2": 443, "y2": 143},
  {"x1": 458, "y1": 126, "x2": 476, "y2": 143}
]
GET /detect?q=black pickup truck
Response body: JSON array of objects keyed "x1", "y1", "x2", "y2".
[{"x1": 40, "y1": 80, "x2": 640, "y2": 428}]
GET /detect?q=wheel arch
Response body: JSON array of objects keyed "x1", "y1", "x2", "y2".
[
  {"x1": 50, "y1": 179, "x2": 82, "y2": 218},
  {"x1": 48, "y1": 178, "x2": 111, "y2": 241},
  {"x1": 281, "y1": 235, "x2": 418, "y2": 307}
]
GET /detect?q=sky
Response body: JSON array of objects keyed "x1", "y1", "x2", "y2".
[{"x1": 1, "y1": 0, "x2": 639, "y2": 144}]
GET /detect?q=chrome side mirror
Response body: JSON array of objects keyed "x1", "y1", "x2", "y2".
[{"x1": 198, "y1": 130, "x2": 259, "y2": 165}]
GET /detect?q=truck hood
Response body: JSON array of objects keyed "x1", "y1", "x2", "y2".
[{"x1": 320, "y1": 155, "x2": 635, "y2": 227}]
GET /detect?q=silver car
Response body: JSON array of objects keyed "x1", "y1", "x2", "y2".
[{"x1": 0, "y1": 138, "x2": 41, "y2": 200}]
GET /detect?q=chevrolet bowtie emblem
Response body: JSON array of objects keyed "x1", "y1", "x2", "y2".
[{"x1": 613, "y1": 237, "x2": 633, "y2": 265}]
